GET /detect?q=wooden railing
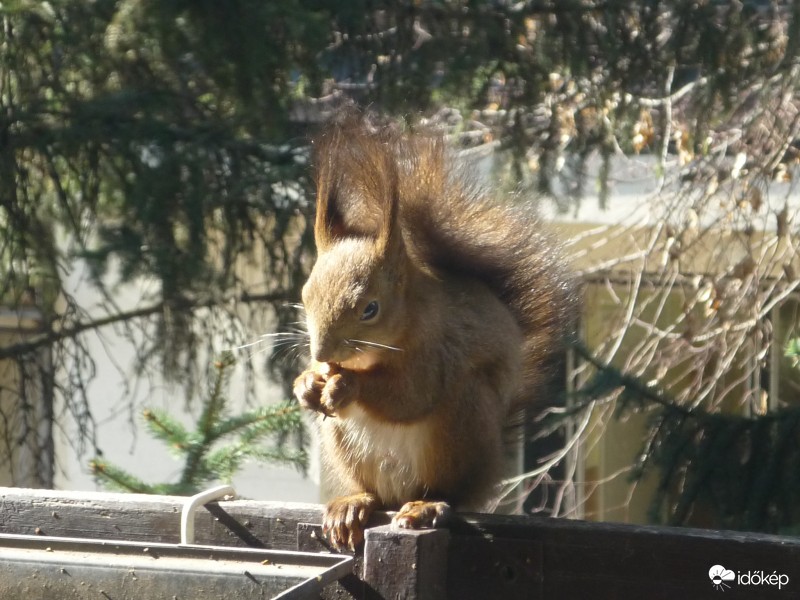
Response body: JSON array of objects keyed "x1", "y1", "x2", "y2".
[{"x1": 0, "y1": 487, "x2": 796, "y2": 599}]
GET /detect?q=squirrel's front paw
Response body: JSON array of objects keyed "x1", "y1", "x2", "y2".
[
  {"x1": 293, "y1": 366, "x2": 358, "y2": 417},
  {"x1": 321, "y1": 370, "x2": 358, "y2": 414},
  {"x1": 293, "y1": 370, "x2": 332, "y2": 416}
]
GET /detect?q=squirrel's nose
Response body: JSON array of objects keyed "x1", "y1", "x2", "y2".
[{"x1": 311, "y1": 337, "x2": 333, "y2": 363}]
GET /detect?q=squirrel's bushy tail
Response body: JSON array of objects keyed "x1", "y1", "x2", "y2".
[
  {"x1": 314, "y1": 114, "x2": 579, "y2": 410},
  {"x1": 396, "y1": 136, "x2": 579, "y2": 407}
]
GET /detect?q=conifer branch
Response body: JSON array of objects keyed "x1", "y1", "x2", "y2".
[
  {"x1": 91, "y1": 355, "x2": 306, "y2": 495},
  {"x1": 0, "y1": 291, "x2": 292, "y2": 361}
]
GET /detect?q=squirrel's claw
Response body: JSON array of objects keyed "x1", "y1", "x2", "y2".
[
  {"x1": 392, "y1": 500, "x2": 452, "y2": 530},
  {"x1": 323, "y1": 492, "x2": 379, "y2": 552}
]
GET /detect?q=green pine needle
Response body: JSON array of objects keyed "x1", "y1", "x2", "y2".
[{"x1": 91, "y1": 354, "x2": 307, "y2": 496}]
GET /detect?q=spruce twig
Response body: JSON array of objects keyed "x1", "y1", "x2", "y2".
[{"x1": 91, "y1": 354, "x2": 306, "y2": 495}]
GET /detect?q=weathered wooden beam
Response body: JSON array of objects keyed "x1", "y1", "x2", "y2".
[
  {"x1": 0, "y1": 487, "x2": 331, "y2": 549},
  {"x1": 446, "y1": 514, "x2": 799, "y2": 599},
  {"x1": 1, "y1": 488, "x2": 799, "y2": 599},
  {"x1": 0, "y1": 487, "x2": 373, "y2": 600},
  {"x1": 363, "y1": 525, "x2": 449, "y2": 600}
]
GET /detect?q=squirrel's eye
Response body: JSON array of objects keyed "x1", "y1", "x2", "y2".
[{"x1": 360, "y1": 300, "x2": 380, "y2": 321}]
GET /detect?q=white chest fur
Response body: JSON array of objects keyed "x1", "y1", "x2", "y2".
[{"x1": 332, "y1": 404, "x2": 432, "y2": 506}]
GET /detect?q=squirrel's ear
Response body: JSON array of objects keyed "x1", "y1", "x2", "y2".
[
  {"x1": 313, "y1": 155, "x2": 402, "y2": 256},
  {"x1": 312, "y1": 120, "x2": 352, "y2": 251},
  {"x1": 313, "y1": 117, "x2": 403, "y2": 254},
  {"x1": 374, "y1": 156, "x2": 402, "y2": 258},
  {"x1": 313, "y1": 160, "x2": 345, "y2": 252}
]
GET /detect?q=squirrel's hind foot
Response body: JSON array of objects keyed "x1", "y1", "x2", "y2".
[
  {"x1": 323, "y1": 492, "x2": 380, "y2": 552},
  {"x1": 392, "y1": 500, "x2": 452, "y2": 530}
]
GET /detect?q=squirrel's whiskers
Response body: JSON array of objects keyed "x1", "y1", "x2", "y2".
[
  {"x1": 344, "y1": 339, "x2": 403, "y2": 353},
  {"x1": 232, "y1": 302, "x2": 311, "y2": 360},
  {"x1": 233, "y1": 331, "x2": 309, "y2": 361}
]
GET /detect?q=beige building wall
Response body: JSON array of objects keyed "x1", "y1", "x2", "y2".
[{"x1": 0, "y1": 307, "x2": 52, "y2": 488}]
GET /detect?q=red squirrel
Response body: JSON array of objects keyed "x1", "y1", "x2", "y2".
[{"x1": 293, "y1": 112, "x2": 577, "y2": 550}]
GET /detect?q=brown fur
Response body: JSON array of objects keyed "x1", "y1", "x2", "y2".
[{"x1": 293, "y1": 112, "x2": 577, "y2": 550}]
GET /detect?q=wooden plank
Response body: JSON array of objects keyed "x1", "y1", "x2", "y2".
[
  {"x1": 446, "y1": 514, "x2": 800, "y2": 599},
  {"x1": 2, "y1": 488, "x2": 799, "y2": 599},
  {"x1": 363, "y1": 525, "x2": 449, "y2": 600},
  {"x1": 0, "y1": 488, "x2": 377, "y2": 600},
  {"x1": 447, "y1": 536, "x2": 543, "y2": 600},
  {"x1": 0, "y1": 487, "x2": 325, "y2": 549}
]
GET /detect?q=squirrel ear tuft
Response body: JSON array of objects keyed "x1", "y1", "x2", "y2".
[
  {"x1": 374, "y1": 154, "x2": 402, "y2": 257},
  {"x1": 313, "y1": 161, "x2": 345, "y2": 251},
  {"x1": 312, "y1": 112, "x2": 403, "y2": 254}
]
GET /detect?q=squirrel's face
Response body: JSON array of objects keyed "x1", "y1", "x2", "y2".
[{"x1": 302, "y1": 237, "x2": 406, "y2": 369}]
